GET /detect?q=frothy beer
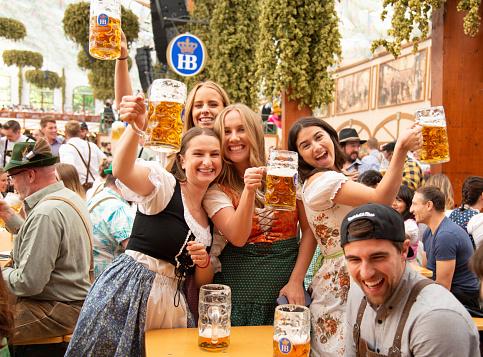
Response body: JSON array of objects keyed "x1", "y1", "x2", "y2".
[
  {"x1": 419, "y1": 124, "x2": 450, "y2": 164},
  {"x1": 145, "y1": 79, "x2": 186, "y2": 153},
  {"x1": 273, "y1": 335, "x2": 310, "y2": 357},
  {"x1": 111, "y1": 121, "x2": 126, "y2": 141},
  {"x1": 265, "y1": 167, "x2": 297, "y2": 211},
  {"x1": 198, "y1": 328, "x2": 230, "y2": 352},
  {"x1": 89, "y1": 16, "x2": 121, "y2": 60}
]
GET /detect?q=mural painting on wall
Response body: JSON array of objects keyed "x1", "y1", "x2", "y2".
[
  {"x1": 377, "y1": 49, "x2": 427, "y2": 108},
  {"x1": 336, "y1": 68, "x2": 371, "y2": 115}
]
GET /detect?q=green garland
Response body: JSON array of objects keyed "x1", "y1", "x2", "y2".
[
  {"x1": 0, "y1": 17, "x2": 26, "y2": 41},
  {"x1": 208, "y1": 0, "x2": 259, "y2": 108},
  {"x1": 372, "y1": 0, "x2": 481, "y2": 57},
  {"x1": 63, "y1": 1, "x2": 139, "y2": 100},
  {"x1": 2, "y1": 50, "x2": 43, "y2": 68},
  {"x1": 25, "y1": 69, "x2": 62, "y2": 90},
  {"x1": 2, "y1": 50, "x2": 43, "y2": 105},
  {"x1": 255, "y1": 0, "x2": 341, "y2": 109}
]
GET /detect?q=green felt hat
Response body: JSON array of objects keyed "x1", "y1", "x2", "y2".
[{"x1": 4, "y1": 138, "x2": 59, "y2": 171}]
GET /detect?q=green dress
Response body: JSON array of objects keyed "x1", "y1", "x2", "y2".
[{"x1": 207, "y1": 185, "x2": 299, "y2": 326}]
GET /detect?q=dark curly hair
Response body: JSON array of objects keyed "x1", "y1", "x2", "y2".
[
  {"x1": 0, "y1": 277, "x2": 13, "y2": 340},
  {"x1": 396, "y1": 184, "x2": 415, "y2": 221},
  {"x1": 461, "y1": 176, "x2": 483, "y2": 210},
  {"x1": 288, "y1": 117, "x2": 346, "y2": 183}
]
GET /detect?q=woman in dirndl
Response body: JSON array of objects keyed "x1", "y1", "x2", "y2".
[
  {"x1": 65, "y1": 93, "x2": 222, "y2": 356},
  {"x1": 287, "y1": 117, "x2": 422, "y2": 356},
  {"x1": 202, "y1": 103, "x2": 315, "y2": 326}
]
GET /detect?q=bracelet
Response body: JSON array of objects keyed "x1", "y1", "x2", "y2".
[
  {"x1": 197, "y1": 255, "x2": 211, "y2": 269},
  {"x1": 130, "y1": 122, "x2": 145, "y2": 138},
  {"x1": 117, "y1": 55, "x2": 129, "y2": 61}
]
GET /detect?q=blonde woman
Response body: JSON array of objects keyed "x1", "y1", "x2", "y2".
[
  {"x1": 183, "y1": 81, "x2": 230, "y2": 131},
  {"x1": 203, "y1": 103, "x2": 313, "y2": 326},
  {"x1": 425, "y1": 173, "x2": 455, "y2": 214},
  {"x1": 55, "y1": 163, "x2": 85, "y2": 199}
]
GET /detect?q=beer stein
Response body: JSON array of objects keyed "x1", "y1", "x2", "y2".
[
  {"x1": 145, "y1": 79, "x2": 187, "y2": 153},
  {"x1": 273, "y1": 305, "x2": 310, "y2": 357},
  {"x1": 265, "y1": 150, "x2": 298, "y2": 211},
  {"x1": 0, "y1": 193, "x2": 22, "y2": 230},
  {"x1": 198, "y1": 284, "x2": 231, "y2": 352},
  {"x1": 415, "y1": 106, "x2": 450, "y2": 164},
  {"x1": 89, "y1": 0, "x2": 122, "y2": 60}
]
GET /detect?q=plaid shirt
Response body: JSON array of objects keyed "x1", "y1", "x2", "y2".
[{"x1": 402, "y1": 157, "x2": 424, "y2": 191}]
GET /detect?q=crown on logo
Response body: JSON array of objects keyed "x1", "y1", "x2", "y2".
[
  {"x1": 281, "y1": 339, "x2": 289, "y2": 346},
  {"x1": 177, "y1": 38, "x2": 198, "y2": 54}
]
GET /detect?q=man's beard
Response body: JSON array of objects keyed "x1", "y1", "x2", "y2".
[{"x1": 348, "y1": 152, "x2": 359, "y2": 163}]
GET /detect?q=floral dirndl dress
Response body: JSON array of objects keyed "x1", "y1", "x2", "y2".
[{"x1": 302, "y1": 171, "x2": 352, "y2": 357}]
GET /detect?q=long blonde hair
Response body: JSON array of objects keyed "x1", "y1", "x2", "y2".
[
  {"x1": 55, "y1": 163, "x2": 86, "y2": 199},
  {"x1": 183, "y1": 81, "x2": 231, "y2": 132},
  {"x1": 425, "y1": 173, "x2": 454, "y2": 210},
  {"x1": 213, "y1": 103, "x2": 265, "y2": 201}
]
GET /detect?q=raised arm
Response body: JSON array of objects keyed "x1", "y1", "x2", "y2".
[
  {"x1": 115, "y1": 30, "x2": 133, "y2": 109},
  {"x1": 332, "y1": 125, "x2": 422, "y2": 207},
  {"x1": 209, "y1": 167, "x2": 264, "y2": 247},
  {"x1": 112, "y1": 95, "x2": 153, "y2": 196}
]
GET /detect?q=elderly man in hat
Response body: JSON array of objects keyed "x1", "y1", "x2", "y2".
[
  {"x1": 0, "y1": 138, "x2": 91, "y2": 344},
  {"x1": 339, "y1": 128, "x2": 366, "y2": 181},
  {"x1": 342, "y1": 203, "x2": 479, "y2": 357}
]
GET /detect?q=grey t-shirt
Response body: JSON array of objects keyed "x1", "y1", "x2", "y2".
[{"x1": 345, "y1": 266, "x2": 480, "y2": 357}]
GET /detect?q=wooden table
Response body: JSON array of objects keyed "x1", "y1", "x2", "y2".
[{"x1": 145, "y1": 326, "x2": 273, "y2": 356}]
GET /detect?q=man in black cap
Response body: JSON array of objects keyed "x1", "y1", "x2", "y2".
[
  {"x1": 79, "y1": 121, "x2": 89, "y2": 140},
  {"x1": 0, "y1": 138, "x2": 91, "y2": 344},
  {"x1": 338, "y1": 128, "x2": 366, "y2": 180},
  {"x1": 341, "y1": 203, "x2": 479, "y2": 356}
]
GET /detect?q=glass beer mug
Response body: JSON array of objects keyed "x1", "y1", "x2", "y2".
[
  {"x1": 145, "y1": 79, "x2": 187, "y2": 153},
  {"x1": 89, "y1": 0, "x2": 122, "y2": 60},
  {"x1": 0, "y1": 193, "x2": 22, "y2": 230},
  {"x1": 198, "y1": 284, "x2": 231, "y2": 352},
  {"x1": 265, "y1": 150, "x2": 298, "y2": 211},
  {"x1": 415, "y1": 106, "x2": 450, "y2": 164},
  {"x1": 273, "y1": 305, "x2": 311, "y2": 357}
]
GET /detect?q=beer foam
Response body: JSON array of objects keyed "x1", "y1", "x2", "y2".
[
  {"x1": 150, "y1": 79, "x2": 187, "y2": 103},
  {"x1": 199, "y1": 327, "x2": 230, "y2": 338},
  {"x1": 267, "y1": 167, "x2": 297, "y2": 177},
  {"x1": 273, "y1": 334, "x2": 310, "y2": 345}
]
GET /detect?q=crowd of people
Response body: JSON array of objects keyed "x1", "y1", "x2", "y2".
[{"x1": 0, "y1": 34, "x2": 481, "y2": 357}]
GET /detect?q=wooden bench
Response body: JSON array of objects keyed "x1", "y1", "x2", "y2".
[{"x1": 15, "y1": 334, "x2": 73, "y2": 345}]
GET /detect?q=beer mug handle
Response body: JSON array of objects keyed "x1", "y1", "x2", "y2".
[{"x1": 207, "y1": 305, "x2": 221, "y2": 344}]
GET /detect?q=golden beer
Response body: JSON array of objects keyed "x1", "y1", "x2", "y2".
[
  {"x1": 111, "y1": 121, "x2": 126, "y2": 141},
  {"x1": 145, "y1": 101, "x2": 184, "y2": 152},
  {"x1": 0, "y1": 194, "x2": 22, "y2": 229},
  {"x1": 273, "y1": 338, "x2": 310, "y2": 357},
  {"x1": 198, "y1": 333, "x2": 230, "y2": 352},
  {"x1": 419, "y1": 125, "x2": 450, "y2": 164},
  {"x1": 265, "y1": 168, "x2": 297, "y2": 211},
  {"x1": 89, "y1": 15, "x2": 121, "y2": 60}
]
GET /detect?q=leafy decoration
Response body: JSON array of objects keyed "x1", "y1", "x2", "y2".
[
  {"x1": 255, "y1": 0, "x2": 341, "y2": 109},
  {"x1": 208, "y1": 0, "x2": 260, "y2": 108},
  {"x1": 372, "y1": 0, "x2": 481, "y2": 57},
  {"x1": 25, "y1": 69, "x2": 62, "y2": 90},
  {"x1": 0, "y1": 17, "x2": 26, "y2": 41}
]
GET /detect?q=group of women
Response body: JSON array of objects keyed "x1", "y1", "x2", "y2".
[{"x1": 65, "y1": 31, "x2": 422, "y2": 357}]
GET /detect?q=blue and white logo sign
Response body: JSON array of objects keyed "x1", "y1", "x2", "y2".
[
  {"x1": 97, "y1": 14, "x2": 109, "y2": 26},
  {"x1": 167, "y1": 33, "x2": 207, "y2": 77}
]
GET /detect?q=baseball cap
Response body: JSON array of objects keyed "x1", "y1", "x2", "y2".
[
  {"x1": 80, "y1": 122, "x2": 89, "y2": 130},
  {"x1": 340, "y1": 203, "x2": 413, "y2": 257}
]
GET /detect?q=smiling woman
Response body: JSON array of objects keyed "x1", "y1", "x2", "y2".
[
  {"x1": 66, "y1": 120, "x2": 223, "y2": 356},
  {"x1": 287, "y1": 116, "x2": 422, "y2": 356}
]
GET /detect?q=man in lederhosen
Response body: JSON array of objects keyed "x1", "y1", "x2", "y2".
[{"x1": 341, "y1": 203, "x2": 479, "y2": 357}]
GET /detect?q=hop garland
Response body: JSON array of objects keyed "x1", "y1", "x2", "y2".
[
  {"x1": 25, "y1": 69, "x2": 62, "y2": 90},
  {"x1": 372, "y1": 0, "x2": 481, "y2": 58},
  {"x1": 255, "y1": 0, "x2": 341, "y2": 110},
  {"x1": 0, "y1": 17, "x2": 26, "y2": 41}
]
